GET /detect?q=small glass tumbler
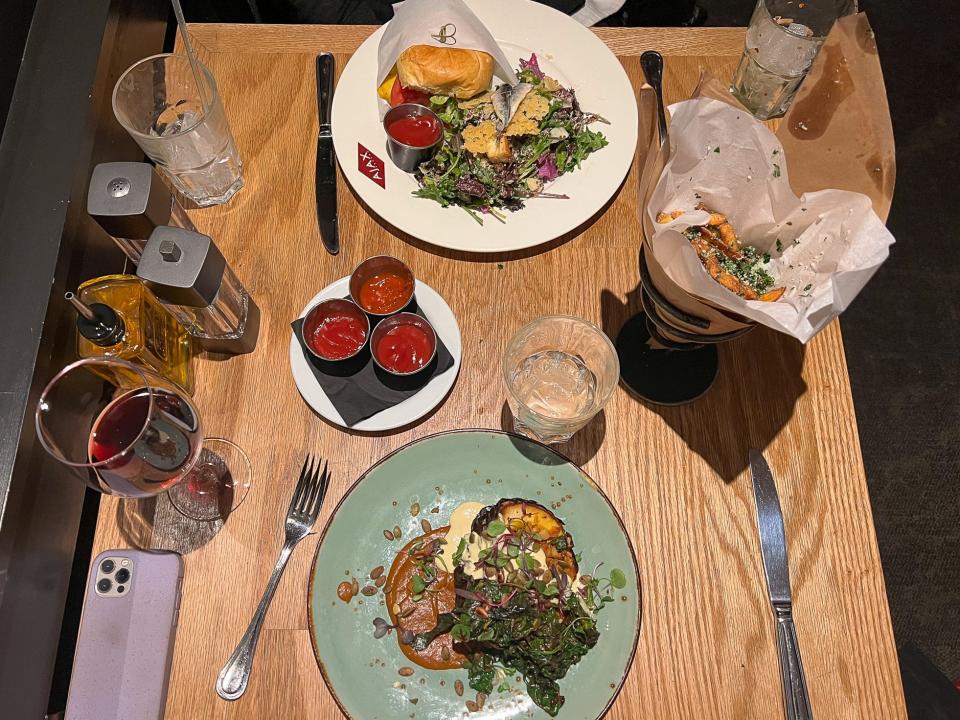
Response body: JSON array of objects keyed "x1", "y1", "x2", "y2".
[
  {"x1": 503, "y1": 316, "x2": 620, "y2": 444},
  {"x1": 730, "y1": 0, "x2": 854, "y2": 120},
  {"x1": 112, "y1": 53, "x2": 243, "y2": 206}
]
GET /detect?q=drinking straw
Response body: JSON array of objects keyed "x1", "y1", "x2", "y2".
[{"x1": 170, "y1": 0, "x2": 210, "y2": 113}]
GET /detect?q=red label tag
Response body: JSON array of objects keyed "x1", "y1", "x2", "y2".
[{"x1": 358, "y1": 143, "x2": 385, "y2": 189}]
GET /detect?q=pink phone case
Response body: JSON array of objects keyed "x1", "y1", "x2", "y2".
[{"x1": 65, "y1": 549, "x2": 183, "y2": 720}]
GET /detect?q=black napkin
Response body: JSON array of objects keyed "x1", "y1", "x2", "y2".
[{"x1": 291, "y1": 307, "x2": 454, "y2": 427}]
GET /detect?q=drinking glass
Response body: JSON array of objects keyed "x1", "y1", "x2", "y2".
[
  {"x1": 730, "y1": 0, "x2": 854, "y2": 120},
  {"x1": 36, "y1": 358, "x2": 251, "y2": 521},
  {"x1": 112, "y1": 53, "x2": 243, "y2": 206},
  {"x1": 503, "y1": 316, "x2": 620, "y2": 444}
]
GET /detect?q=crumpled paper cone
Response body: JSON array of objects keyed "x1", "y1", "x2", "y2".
[
  {"x1": 377, "y1": 0, "x2": 518, "y2": 91},
  {"x1": 639, "y1": 13, "x2": 896, "y2": 344}
]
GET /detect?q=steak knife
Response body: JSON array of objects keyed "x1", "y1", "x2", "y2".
[
  {"x1": 750, "y1": 449, "x2": 813, "y2": 720},
  {"x1": 315, "y1": 53, "x2": 339, "y2": 255}
]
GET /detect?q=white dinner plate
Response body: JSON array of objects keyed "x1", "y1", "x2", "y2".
[
  {"x1": 289, "y1": 277, "x2": 462, "y2": 432},
  {"x1": 331, "y1": 0, "x2": 639, "y2": 253}
]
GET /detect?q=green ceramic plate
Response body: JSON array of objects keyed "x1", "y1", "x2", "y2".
[{"x1": 309, "y1": 430, "x2": 641, "y2": 720}]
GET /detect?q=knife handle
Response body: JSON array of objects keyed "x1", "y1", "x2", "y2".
[
  {"x1": 774, "y1": 605, "x2": 813, "y2": 720},
  {"x1": 316, "y1": 53, "x2": 334, "y2": 135}
]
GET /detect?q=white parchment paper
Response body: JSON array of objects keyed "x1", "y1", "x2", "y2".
[
  {"x1": 648, "y1": 98, "x2": 895, "y2": 343},
  {"x1": 377, "y1": 0, "x2": 518, "y2": 88}
]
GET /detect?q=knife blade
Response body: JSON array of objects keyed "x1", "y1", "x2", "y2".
[
  {"x1": 315, "y1": 52, "x2": 339, "y2": 255},
  {"x1": 751, "y1": 449, "x2": 791, "y2": 605},
  {"x1": 750, "y1": 449, "x2": 813, "y2": 720}
]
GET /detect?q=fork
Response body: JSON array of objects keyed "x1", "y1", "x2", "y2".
[{"x1": 216, "y1": 455, "x2": 330, "y2": 701}]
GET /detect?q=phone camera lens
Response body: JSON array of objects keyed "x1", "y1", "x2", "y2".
[
  {"x1": 115, "y1": 568, "x2": 130, "y2": 583},
  {"x1": 97, "y1": 578, "x2": 112, "y2": 593},
  {"x1": 117, "y1": 585, "x2": 125, "y2": 593},
  {"x1": 100, "y1": 559, "x2": 115, "y2": 574}
]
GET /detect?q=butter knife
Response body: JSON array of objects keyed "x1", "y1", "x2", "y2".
[
  {"x1": 750, "y1": 449, "x2": 813, "y2": 720},
  {"x1": 315, "y1": 53, "x2": 339, "y2": 255}
]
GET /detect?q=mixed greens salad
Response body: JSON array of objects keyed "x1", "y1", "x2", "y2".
[
  {"x1": 409, "y1": 499, "x2": 625, "y2": 716},
  {"x1": 414, "y1": 54, "x2": 609, "y2": 224}
]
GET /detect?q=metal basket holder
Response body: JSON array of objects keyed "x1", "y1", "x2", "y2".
[{"x1": 615, "y1": 248, "x2": 754, "y2": 405}]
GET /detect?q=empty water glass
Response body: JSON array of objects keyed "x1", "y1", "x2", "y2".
[
  {"x1": 730, "y1": 0, "x2": 854, "y2": 120},
  {"x1": 503, "y1": 316, "x2": 619, "y2": 444},
  {"x1": 112, "y1": 54, "x2": 243, "y2": 206}
]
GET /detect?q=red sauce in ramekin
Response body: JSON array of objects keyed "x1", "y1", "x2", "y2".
[
  {"x1": 374, "y1": 322, "x2": 434, "y2": 374},
  {"x1": 358, "y1": 272, "x2": 414, "y2": 315},
  {"x1": 307, "y1": 311, "x2": 367, "y2": 360},
  {"x1": 386, "y1": 114, "x2": 442, "y2": 148}
]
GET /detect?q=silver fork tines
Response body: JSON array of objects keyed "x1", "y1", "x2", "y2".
[{"x1": 216, "y1": 455, "x2": 330, "y2": 701}]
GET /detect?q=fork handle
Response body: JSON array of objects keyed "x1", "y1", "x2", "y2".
[{"x1": 216, "y1": 540, "x2": 296, "y2": 700}]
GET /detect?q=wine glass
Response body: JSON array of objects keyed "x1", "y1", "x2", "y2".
[{"x1": 35, "y1": 357, "x2": 251, "y2": 521}]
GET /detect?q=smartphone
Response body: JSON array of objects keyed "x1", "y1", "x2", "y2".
[{"x1": 65, "y1": 549, "x2": 183, "y2": 720}]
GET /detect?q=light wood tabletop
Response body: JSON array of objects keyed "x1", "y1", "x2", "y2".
[{"x1": 89, "y1": 24, "x2": 906, "y2": 720}]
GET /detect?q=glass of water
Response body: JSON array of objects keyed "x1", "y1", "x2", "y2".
[
  {"x1": 731, "y1": 0, "x2": 853, "y2": 120},
  {"x1": 503, "y1": 316, "x2": 620, "y2": 445},
  {"x1": 112, "y1": 54, "x2": 243, "y2": 206}
]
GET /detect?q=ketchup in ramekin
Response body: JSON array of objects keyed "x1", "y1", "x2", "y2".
[
  {"x1": 371, "y1": 313, "x2": 437, "y2": 376},
  {"x1": 386, "y1": 113, "x2": 442, "y2": 147},
  {"x1": 302, "y1": 298, "x2": 369, "y2": 362},
  {"x1": 382, "y1": 104, "x2": 444, "y2": 173}
]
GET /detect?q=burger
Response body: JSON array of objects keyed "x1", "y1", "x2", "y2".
[{"x1": 378, "y1": 45, "x2": 494, "y2": 107}]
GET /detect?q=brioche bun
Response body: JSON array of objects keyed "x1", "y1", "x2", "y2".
[{"x1": 396, "y1": 45, "x2": 493, "y2": 100}]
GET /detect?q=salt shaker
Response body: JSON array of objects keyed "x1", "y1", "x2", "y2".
[
  {"x1": 87, "y1": 162, "x2": 196, "y2": 263},
  {"x1": 137, "y1": 227, "x2": 260, "y2": 355}
]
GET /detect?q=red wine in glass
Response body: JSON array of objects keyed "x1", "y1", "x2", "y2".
[{"x1": 88, "y1": 387, "x2": 202, "y2": 497}]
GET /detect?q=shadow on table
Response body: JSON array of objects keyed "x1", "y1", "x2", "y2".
[
  {"x1": 499, "y1": 401, "x2": 607, "y2": 467},
  {"x1": 116, "y1": 494, "x2": 225, "y2": 554},
  {"x1": 600, "y1": 287, "x2": 808, "y2": 482}
]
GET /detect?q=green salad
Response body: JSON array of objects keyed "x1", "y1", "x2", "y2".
[{"x1": 413, "y1": 54, "x2": 609, "y2": 224}]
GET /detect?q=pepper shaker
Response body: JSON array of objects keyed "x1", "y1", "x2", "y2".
[
  {"x1": 137, "y1": 227, "x2": 260, "y2": 355},
  {"x1": 87, "y1": 162, "x2": 196, "y2": 263}
]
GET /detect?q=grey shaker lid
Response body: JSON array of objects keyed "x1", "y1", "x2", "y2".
[
  {"x1": 137, "y1": 227, "x2": 226, "y2": 307},
  {"x1": 87, "y1": 162, "x2": 172, "y2": 238}
]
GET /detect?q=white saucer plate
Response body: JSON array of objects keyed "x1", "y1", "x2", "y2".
[{"x1": 289, "y1": 277, "x2": 462, "y2": 432}]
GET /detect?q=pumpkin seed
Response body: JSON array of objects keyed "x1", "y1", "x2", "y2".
[
  {"x1": 430, "y1": 506, "x2": 440, "y2": 513},
  {"x1": 393, "y1": 525, "x2": 402, "y2": 539},
  {"x1": 400, "y1": 606, "x2": 416, "y2": 618},
  {"x1": 374, "y1": 575, "x2": 386, "y2": 588},
  {"x1": 440, "y1": 646, "x2": 451, "y2": 661},
  {"x1": 410, "y1": 502, "x2": 420, "y2": 516},
  {"x1": 392, "y1": 602, "x2": 402, "y2": 615},
  {"x1": 420, "y1": 519, "x2": 432, "y2": 533},
  {"x1": 409, "y1": 698, "x2": 418, "y2": 705},
  {"x1": 370, "y1": 565, "x2": 384, "y2": 580},
  {"x1": 398, "y1": 666, "x2": 414, "y2": 677},
  {"x1": 361, "y1": 586, "x2": 377, "y2": 596},
  {"x1": 454, "y1": 679, "x2": 464, "y2": 696},
  {"x1": 465, "y1": 700, "x2": 479, "y2": 712},
  {"x1": 383, "y1": 529, "x2": 395, "y2": 541},
  {"x1": 350, "y1": 578, "x2": 359, "y2": 596},
  {"x1": 476, "y1": 692, "x2": 487, "y2": 709}
]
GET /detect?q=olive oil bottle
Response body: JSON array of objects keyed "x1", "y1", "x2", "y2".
[{"x1": 68, "y1": 274, "x2": 195, "y2": 394}]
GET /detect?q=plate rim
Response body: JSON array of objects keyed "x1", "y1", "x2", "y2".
[
  {"x1": 307, "y1": 428, "x2": 643, "y2": 720},
  {"x1": 330, "y1": 0, "x2": 639, "y2": 253},
  {"x1": 288, "y1": 276, "x2": 462, "y2": 432}
]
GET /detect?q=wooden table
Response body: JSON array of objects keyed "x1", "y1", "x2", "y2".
[{"x1": 91, "y1": 24, "x2": 906, "y2": 719}]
